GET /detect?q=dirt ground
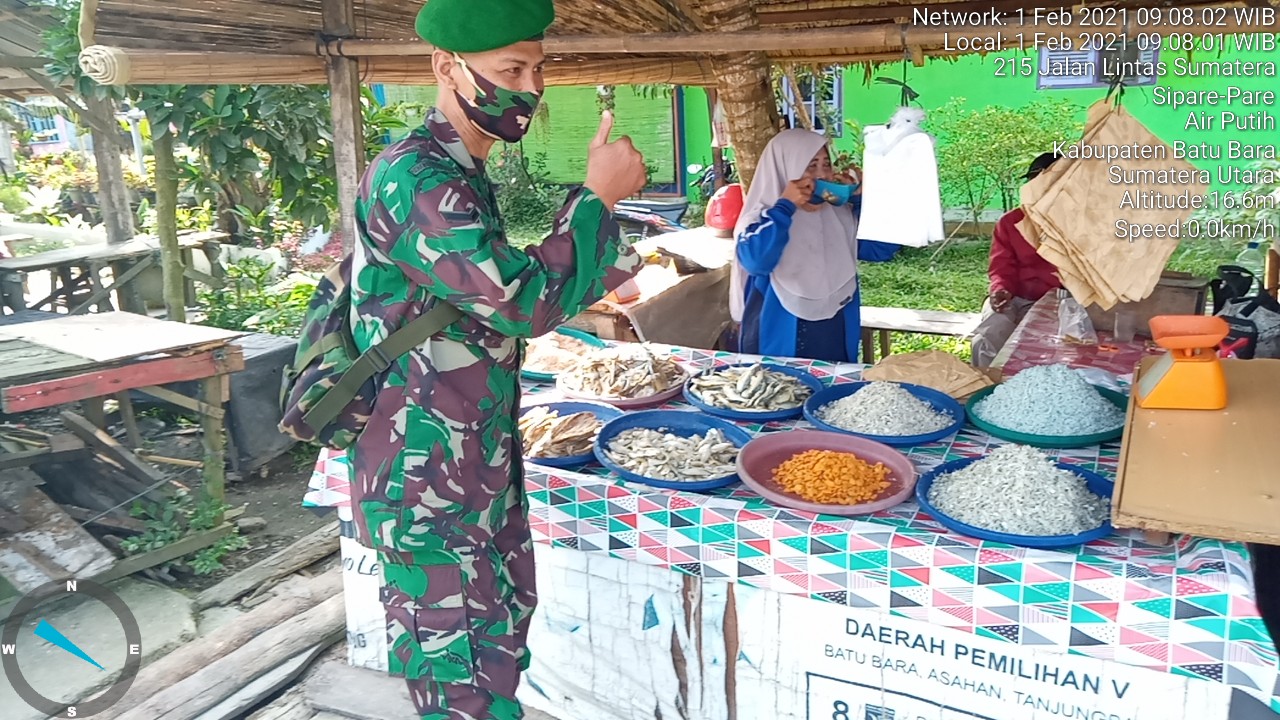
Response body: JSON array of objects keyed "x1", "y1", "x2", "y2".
[{"x1": 7, "y1": 403, "x2": 330, "y2": 595}]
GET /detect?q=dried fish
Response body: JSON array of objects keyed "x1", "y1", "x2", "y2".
[
  {"x1": 519, "y1": 407, "x2": 602, "y2": 458},
  {"x1": 689, "y1": 364, "x2": 812, "y2": 412},
  {"x1": 604, "y1": 427, "x2": 739, "y2": 481},
  {"x1": 523, "y1": 332, "x2": 598, "y2": 376},
  {"x1": 560, "y1": 345, "x2": 687, "y2": 399}
]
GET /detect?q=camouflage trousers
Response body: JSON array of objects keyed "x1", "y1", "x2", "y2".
[{"x1": 378, "y1": 500, "x2": 537, "y2": 719}]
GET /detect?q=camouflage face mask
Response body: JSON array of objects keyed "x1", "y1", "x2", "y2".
[{"x1": 453, "y1": 54, "x2": 540, "y2": 143}]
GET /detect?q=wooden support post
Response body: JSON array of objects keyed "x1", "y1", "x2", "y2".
[
  {"x1": 82, "y1": 396, "x2": 107, "y2": 430},
  {"x1": 701, "y1": 0, "x2": 779, "y2": 190},
  {"x1": 115, "y1": 391, "x2": 143, "y2": 448},
  {"x1": 0, "y1": 270, "x2": 26, "y2": 312},
  {"x1": 200, "y1": 375, "x2": 227, "y2": 504},
  {"x1": 323, "y1": 0, "x2": 366, "y2": 254},
  {"x1": 180, "y1": 247, "x2": 198, "y2": 306},
  {"x1": 110, "y1": 260, "x2": 147, "y2": 314},
  {"x1": 877, "y1": 329, "x2": 891, "y2": 360}
]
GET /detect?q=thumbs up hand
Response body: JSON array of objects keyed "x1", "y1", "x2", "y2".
[{"x1": 585, "y1": 111, "x2": 647, "y2": 211}]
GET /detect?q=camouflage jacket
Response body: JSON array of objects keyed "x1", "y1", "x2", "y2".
[{"x1": 348, "y1": 108, "x2": 641, "y2": 556}]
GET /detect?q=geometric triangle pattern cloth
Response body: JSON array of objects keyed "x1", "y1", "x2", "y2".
[{"x1": 304, "y1": 344, "x2": 1280, "y2": 713}]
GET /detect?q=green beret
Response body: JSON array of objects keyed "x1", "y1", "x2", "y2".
[{"x1": 416, "y1": 0, "x2": 555, "y2": 53}]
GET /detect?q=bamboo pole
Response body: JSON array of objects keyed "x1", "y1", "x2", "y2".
[
  {"x1": 77, "y1": 47, "x2": 715, "y2": 87},
  {"x1": 277, "y1": 13, "x2": 1273, "y2": 56}
]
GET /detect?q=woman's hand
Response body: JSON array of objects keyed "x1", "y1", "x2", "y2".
[
  {"x1": 781, "y1": 178, "x2": 820, "y2": 211},
  {"x1": 837, "y1": 166, "x2": 862, "y2": 195}
]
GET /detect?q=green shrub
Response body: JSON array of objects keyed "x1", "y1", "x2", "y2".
[
  {"x1": 198, "y1": 258, "x2": 314, "y2": 337},
  {"x1": 490, "y1": 146, "x2": 562, "y2": 237},
  {"x1": 929, "y1": 98, "x2": 1084, "y2": 220},
  {"x1": 0, "y1": 185, "x2": 28, "y2": 214}
]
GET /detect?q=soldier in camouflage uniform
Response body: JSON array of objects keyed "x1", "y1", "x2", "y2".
[{"x1": 347, "y1": 1, "x2": 648, "y2": 718}]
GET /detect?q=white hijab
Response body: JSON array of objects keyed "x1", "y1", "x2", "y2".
[{"x1": 730, "y1": 130, "x2": 860, "y2": 323}]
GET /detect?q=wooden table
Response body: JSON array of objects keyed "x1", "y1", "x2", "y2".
[
  {"x1": 0, "y1": 312, "x2": 244, "y2": 501},
  {"x1": 0, "y1": 230, "x2": 226, "y2": 315},
  {"x1": 859, "y1": 306, "x2": 982, "y2": 364},
  {"x1": 564, "y1": 227, "x2": 735, "y2": 350},
  {"x1": 990, "y1": 293, "x2": 1163, "y2": 378}
]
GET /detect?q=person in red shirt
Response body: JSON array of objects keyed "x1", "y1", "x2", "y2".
[{"x1": 971, "y1": 152, "x2": 1064, "y2": 367}]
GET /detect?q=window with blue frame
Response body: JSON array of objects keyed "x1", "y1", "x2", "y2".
[
  {"x1": 1037, "y1": 42, "x2": 1160, "y2": 90},
  {"x1": 19, "y1": 106, "x2": 61, "y2": 143},
  {"x1": 781, "y1": 69, "x2": 844, "y2": 137}
]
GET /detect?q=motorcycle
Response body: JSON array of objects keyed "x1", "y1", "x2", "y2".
[{"x1": 613, "y1": 198, "x2": 690, "y2": 242}]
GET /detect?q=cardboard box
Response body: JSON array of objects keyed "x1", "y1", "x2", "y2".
[
  {"x1": 1085, "y1": 271, "x2": 1208, "y2": 338},
  {"x1": 1113, "y1": 357, "x2": 1280, "y2": 543}
]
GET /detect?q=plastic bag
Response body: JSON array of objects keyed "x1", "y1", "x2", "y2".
[
  {"x1": 1056, "y1": 289, "x2": 1098, "y2": 344},
  {"x1": 1217, "y1": 293, "x2": 1280, "y2": 359}
]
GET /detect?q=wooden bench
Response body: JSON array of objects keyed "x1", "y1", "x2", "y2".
[{"x1": 859, "y1": 306, "x2": 982, "y2": 364}]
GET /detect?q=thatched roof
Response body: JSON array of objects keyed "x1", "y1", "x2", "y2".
[
  {"x1": 79, "y1": 0, "x2": 1280, "y2": 87},
  {"x1": 0, "y1": 0, "x2": 57, "y2": 98}
]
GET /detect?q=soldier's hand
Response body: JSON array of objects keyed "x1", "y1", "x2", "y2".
[{"x1": 585, "y1": 111, "x2": 647, "y2": 211}]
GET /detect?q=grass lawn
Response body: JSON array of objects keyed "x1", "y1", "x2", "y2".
[{"x1": 516, "y1": 223, "x2": 1242, "y2": 361}]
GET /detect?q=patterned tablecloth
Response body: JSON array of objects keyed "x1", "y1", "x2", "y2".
[
  {"x1": 306, "y1": 345, "x2": 1280, "y2": 712},
  {"x1": 995, "y1": 294, "x2": 1164, "y2": 379}
]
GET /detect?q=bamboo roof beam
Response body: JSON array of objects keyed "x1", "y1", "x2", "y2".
[
  {"x1": 76, "y1": 47, "x2": 718, "y2": 87},
  {"x1": 277, "y1": 13, "x2": 1276, "y2": 58}
]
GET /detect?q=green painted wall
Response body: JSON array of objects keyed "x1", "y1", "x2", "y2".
[
  {"x1": 381, "y1": 85, "x2": 677, "y2": 185},
  {"x1": 829, "y1": 44, "x2": 1278, "y2": 195}
]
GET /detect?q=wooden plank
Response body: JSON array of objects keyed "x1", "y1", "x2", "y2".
[
  {"x1": 1114, "y1": 358, "x2": 1280, "y2": 544},
  {"x1": 117, "y1": 391, "x2": 144, "y2": 447},
  {"x1": 59, "y1": 410, "x2": 168, "y2": 486},
  {"x1": 3, "y1": 346, "x2": 245, "y2": 412},
  {"x1": 0, "y1": 472, "x2": 116, "y2": 594},
  {"x1": 183, "y1": 266, "x2": 226, "y2": 290},
  {"x1": 106, "y1": 568, "x2": 341, "y2": 718},
  {"x1": 92, "y1": 523, "x2": 235, "y2": 585},
  {"x1": 70, "y1": 254, "x2": 155, "y2": 315},
  {"x1": 0, "y1": 339, "x2": 87, "y2": 382},
  {"x1": 0, "y1": 312, "x2": 240, "y2": 365},
  {"x1": 0, "y1": 232, "x2": 226, "y2": 274},
  {"x1": 112, "y1": 596, "x2": 345, "y2": 720},
  {"x1": 0, "y1": 446, "x2": 92, "y2": 470},
  {"x1": 860, "y1": 306, "x2": 982, "y2": 337},
  {"x1": 306, "y1": 662, "x2": 420, "y2": 720},
  {"x1": 244, "y1": 686, "x2": 312, "y2": 720},
  {"x1": 137, "y1": 384, "x2": 227, "y2": 421},
  {"x1": 62, "y1": 505, "x2": 146, "y2": 533},
  {"x1": 192, "y1": 646, "x2": 330, "y2": 720},
  {"x1": 195, "y1": 521, "x2": 339, "y2": 609}
]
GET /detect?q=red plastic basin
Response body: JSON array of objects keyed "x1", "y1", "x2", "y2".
[{"x1": 736, "y1": 430, "x2": 918, "y2": 516}]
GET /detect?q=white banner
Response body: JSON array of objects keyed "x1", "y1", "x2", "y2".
[{"x1": 745, "y1": 589, "x2": 1232, "y2": 720}]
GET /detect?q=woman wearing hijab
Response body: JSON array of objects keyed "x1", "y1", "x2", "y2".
[{"x1": 730, "y1": 130, "x2": 901, "y2": 362}]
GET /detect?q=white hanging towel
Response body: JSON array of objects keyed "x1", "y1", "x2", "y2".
[{"x1": 855, "y1": 107, "x2": 945, "y2": 248}]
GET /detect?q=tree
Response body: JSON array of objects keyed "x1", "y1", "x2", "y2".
[
  {"x1": 929, "y1": 98, "x2": 1083, "y2": 226},
  {"x1": 40, "y1": 0, "x2": 136, "y2": 246}
]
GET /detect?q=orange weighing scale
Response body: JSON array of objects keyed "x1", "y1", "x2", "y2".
[{"x1": 1134, "y1": 315, "x2": 1231, "y2": 410}]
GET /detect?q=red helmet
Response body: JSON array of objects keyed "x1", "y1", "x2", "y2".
[{"x1": 705, "y1": 183, "x2": 744, "y2": 231}]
